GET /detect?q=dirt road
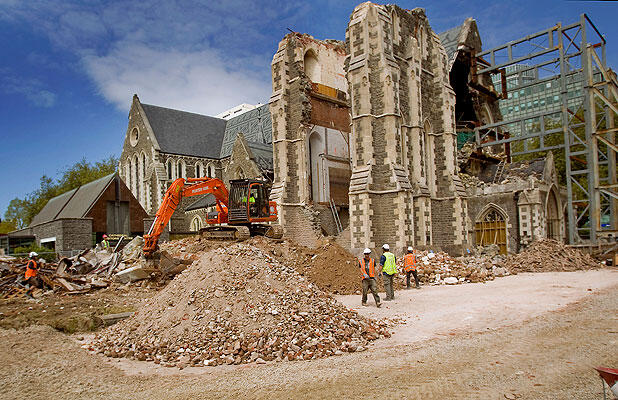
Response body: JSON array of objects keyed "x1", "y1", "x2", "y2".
[{"x1": 1, "y1": 270, "x2": 616, "y2": 399}]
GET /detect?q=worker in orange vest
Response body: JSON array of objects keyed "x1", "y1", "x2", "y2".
[
  {"x1": 359, "y1": 248, "x2": 381, "y2": 308},
  {"x1": 404, "y1": 246, "x2": 421, "y2": 289},
  {"x1": 24, "y1": 251, "x2": 40, "y2": 289}
]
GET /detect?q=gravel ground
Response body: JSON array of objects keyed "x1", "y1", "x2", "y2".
[{"x1": 0, "y1": 270, "x2": 616, "y2": 399}]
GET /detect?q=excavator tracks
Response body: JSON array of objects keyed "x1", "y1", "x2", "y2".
[
  {"x1": 265, "y1": 224, "x2": 284, "y2": 239},
  {"x1": 200, "y1": 226, "x2": 250, "y2": 241},
  {"x1": 199, "y1": 224, "x2": 280, "y2": 241}
]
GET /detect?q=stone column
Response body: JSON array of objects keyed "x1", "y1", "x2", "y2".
[{"x1": 346, "y1": 3, "x2": 415, "y2": 255}]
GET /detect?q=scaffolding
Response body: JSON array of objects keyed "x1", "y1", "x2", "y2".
[{"x1": 474, "y1": 14, "x2": 617, "y2": 245}]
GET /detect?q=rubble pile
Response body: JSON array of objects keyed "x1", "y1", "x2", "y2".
[
  {"x1": 504, "y1": 239, "x2": 602, "y2": 272},
  {"x1": 248, "y1": 237, "x2": 362, "y2": 294},
  {"x1": 0, "y1": 249, "x2": 119, "y2": 298},
  {"x1": 0, "y1": 236, "x2": 184, "y2": 299},
  {"x1": 459, "y1": 173, "x2": 487, "y2": 190},
  {"x1": 397, "y1": 250, "x2": 502, "y2": 285},
  {"x1": 92, "y1": 243, "x2": 390, "y2": 368}
]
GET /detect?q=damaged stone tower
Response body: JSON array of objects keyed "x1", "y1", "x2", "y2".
[
  {"x1": 345, "y1": 3, "x2": 468, "y2": 255},
  {"x1": 269, "y1": 33, "x2": 351, "y2": 247}
]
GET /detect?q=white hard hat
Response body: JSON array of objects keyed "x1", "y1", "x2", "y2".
[
  {"x1": 382, "y1": 244, "x2": 389, "y2": 250},
  {"x1": 363, "y1": 248, "x2": 371, "y2": 254},
  {"x1": 407, "y1": 246, "x2": 413, "y2": 252},
  {"x1": 29, "y1": 251, "x2": 38, "y2": 258}
]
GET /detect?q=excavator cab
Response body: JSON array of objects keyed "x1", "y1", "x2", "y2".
[{"x1": 227, "y1": 179, "x2": 276, "y2": 223}]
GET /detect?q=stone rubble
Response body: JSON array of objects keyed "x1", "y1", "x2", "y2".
[
  {"x1": 91, "y1": 243, "x2": 390, "y2": 368},
  {"x1": 503, "y1": 239, "x2": 602, "y2": 272}
]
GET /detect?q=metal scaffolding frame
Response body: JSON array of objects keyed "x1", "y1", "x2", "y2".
[{"x1": 474, "y1": 14, "x2": 617, "y2": 245}]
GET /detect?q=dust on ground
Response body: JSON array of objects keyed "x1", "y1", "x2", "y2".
[
  {"x1": 0, "y1": 284, "x2": 157, "y2": 333},
  {"x1": 0, "y1": 270, "x2": 616, "y2": 400}
]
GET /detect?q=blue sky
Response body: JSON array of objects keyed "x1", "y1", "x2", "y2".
[{"x1": 1, "y1": 0, "x2": 617, "y2": 217}]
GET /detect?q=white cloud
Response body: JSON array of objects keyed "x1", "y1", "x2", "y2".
[
  {"x1": 82, "y1": 42, "x2": 272, "y2": 114},
  {"x1": 0, "y1": 73, "x2": 57, "y2": 108},
  {"x1": 0, "y1": 0, "x2": 310, "y2": 114}
]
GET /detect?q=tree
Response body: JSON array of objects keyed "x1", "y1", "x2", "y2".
[
  {"x1": 0, "y1": 220, "x2": 17, "y2": 234},
  {"x1": 5, "y1": 198, "x2": 29, "y2": 229}
]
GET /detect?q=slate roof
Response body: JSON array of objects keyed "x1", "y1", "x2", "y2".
[
  {"x1": 141, "y1": 103, "x2": 227, "y2": 159},
  {"x1": 439, "y1": 24, "x2": 464, "y2": 68},
  {"x1": 247, "y1": 141, "x2": 274, "y2": 171},
  {"x1": 219, "y1": 104, "x2": 272, "y2": 158},
  {"x1": 29, "y1": 174, "x2": 115, "y2": 226},
  {"x1": 185, "y1": 194, "x2": 216, "y2": 211}
]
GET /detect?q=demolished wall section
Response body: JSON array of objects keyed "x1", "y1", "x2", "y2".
[{"x1": 270, "y1": 34, "x2": 349, "y2": 247}]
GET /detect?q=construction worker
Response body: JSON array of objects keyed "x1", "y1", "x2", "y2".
[
  {"x1": 248, "y1": 193, "x2": 257, "y2": 216},
  {"x1": 359, "y1": 248, "x2": 381, "y2": 308},
  {"x1": 101, "y1": 234, "x2": 110, "y2": 251},
  {"x1": 380, "y1": 244, "x2": 397, "y2": 301},
  {"x1": 23, "y1": 251, "x2": 40, "y2": 289},
  {"x1": 404, "y1": 246, "x2": 420, "y2": 289}
]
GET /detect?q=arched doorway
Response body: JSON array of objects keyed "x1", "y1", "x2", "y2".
[
  {"x1": 190, "y1": 216, "x2": 202, "y2": 232},
  {"x1": 546, "y1": 187, "x2": 560, "y2": 241},
  {"x1": 475, "y1": 205, "x2": 508, "y2": 254}
]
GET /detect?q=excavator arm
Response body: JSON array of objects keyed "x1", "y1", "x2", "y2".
[{"x1": 143, "y1": 177, "x2": 229, "y2": 257}]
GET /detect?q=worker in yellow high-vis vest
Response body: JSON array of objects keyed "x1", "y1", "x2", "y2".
[{"x1": 379, "y1": 244, "x2": 397, "y2": 301}]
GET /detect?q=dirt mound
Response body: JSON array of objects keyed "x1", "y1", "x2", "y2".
[
  {"x1": 295, "y1": 242, "x2": 360, "y2": 294},
  {"x1": 92, "y1": 243, "x2": 389, "y2": 368},
  {"x1": 504, "y1": 239, "x2": 601, "y2": 272},
  {"x1": 248, "y1": 237, "x2": 361, "y2": 294}
]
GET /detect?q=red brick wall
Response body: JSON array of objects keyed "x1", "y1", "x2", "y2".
[{"x1": 86, "y1": 176, "x2": 148, "y2": 234}]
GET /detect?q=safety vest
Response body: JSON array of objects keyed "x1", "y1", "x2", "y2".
[
  {"x1": 359, "y1": 258, "x2": 375, "y2": 280},
  {"x1": 404, "y1": 252, "x2": 416, "y2": 272},
  {"x1": 102, "y1": 239, "x2": 110, "y2": 250},
  {"x1": 249, "y1": 196, "x2": 256, "y2": 204},
  {"x1": 382, "y1": 252, "x2": 396, "y2": 275},
  {"x1": 25, "y1": 259, "x2": 38, "y2": 279}
]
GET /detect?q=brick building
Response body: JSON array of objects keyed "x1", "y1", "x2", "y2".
[{"x1": 8, "y1": 173, "x2": 147, "y2": 255}]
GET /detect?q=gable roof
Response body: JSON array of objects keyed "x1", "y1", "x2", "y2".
[
  {"x1": 439, "y1": 18, "x2": 482, "y2": 72},
  {"x1": 219, "y1": 104, "x2": 272, "y2": 158},
  {"x1": 439, "y1": 24, "x2": 464, "y2": 69},
  {"x1": 246, "y1": 141, "x2": 274, "y2": 171},
  {"x1": 141, "y1": 103, "x2": 227, "y2": 159},
  {"x1": 30, "y1": 174, "x2": 116, "y2": 226}
]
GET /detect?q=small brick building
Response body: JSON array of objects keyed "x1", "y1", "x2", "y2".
[{"x1": 9, "y1": 173, "x2": 147, "y2": 255}]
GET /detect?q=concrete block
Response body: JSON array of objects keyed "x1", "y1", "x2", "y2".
[{"x1": 115, "y1": 265, "x2": 154, "y2": 283}]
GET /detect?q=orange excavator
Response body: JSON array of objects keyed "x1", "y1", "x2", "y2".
[{"x1": 143, "y1": 177, "x2": 282, "y2": 257}]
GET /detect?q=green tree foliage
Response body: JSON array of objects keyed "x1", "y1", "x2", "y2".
[
  {"x1": 0, "y1": 219, "x2": 17, "y2": 234},
  {"x1": 13, "y1": 244, "x2": 57, "y2": 262},
  {"x1": 3, "y1": 156, "x2": 118, "y2": 228}
]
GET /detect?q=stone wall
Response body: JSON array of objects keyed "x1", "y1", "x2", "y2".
[
  {"x1": 345, "y1": 3, "x2": 469, "y2": 255},
  {"x1": 269, "y1": 33, "x2": 348, "y2": 247},
  {"x1": 12, "y1": 218, "x2": 93, "y2": 254},
  {"x1": 119, "y1": 95, "x2": 222, "y2": 225},
  {"x1": 467, "y1": 192, "x2": 519, "y2": 253},
  {"x1": 224, "y1": 134, "x2": 264, "y2": 186}
]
